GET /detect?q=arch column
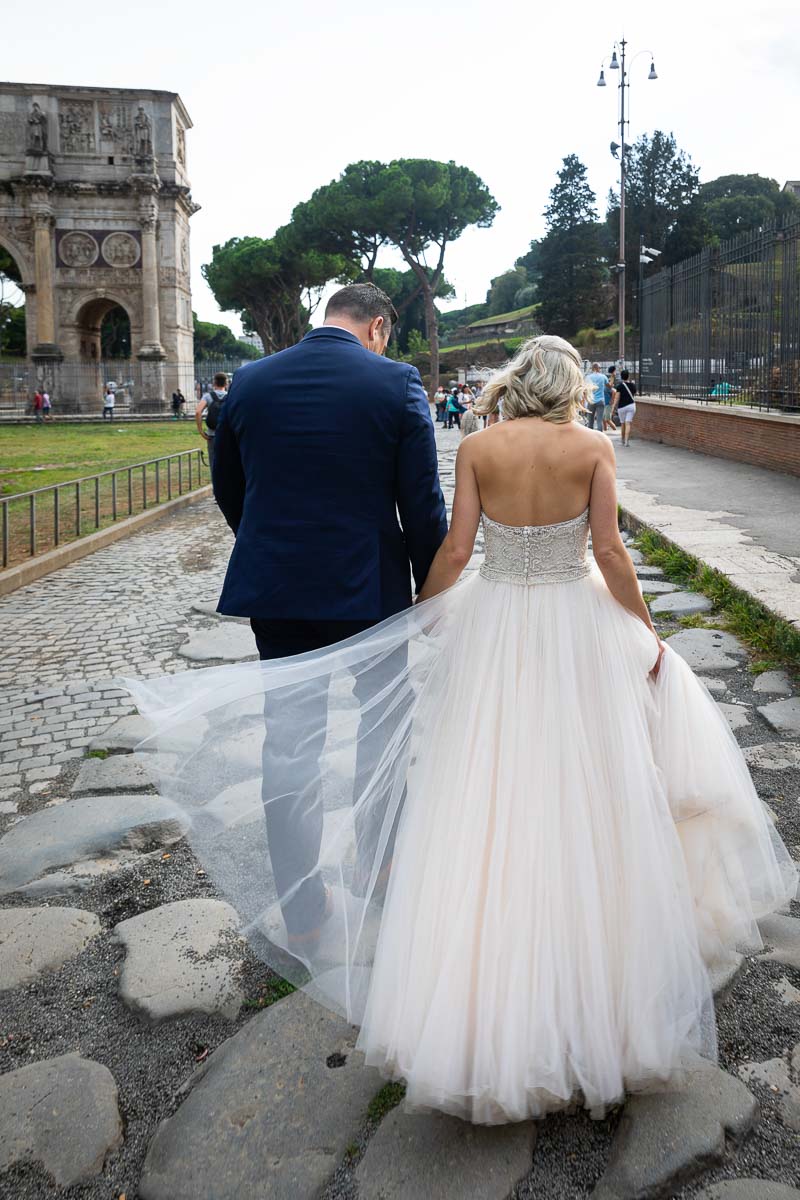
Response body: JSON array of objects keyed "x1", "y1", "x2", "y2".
[
  {"x1": 134, "y1": 183, "x2": 166, "y2": 412},
  {"x1": 30, "y1": 203, "x2": 61, "y2": 359}
]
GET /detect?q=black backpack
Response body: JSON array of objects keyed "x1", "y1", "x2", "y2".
[{"x1": 204, "y1": 391, "x2": 226, "y2": 431}]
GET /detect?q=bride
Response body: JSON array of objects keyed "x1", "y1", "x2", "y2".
[{"x1": 127, "y1": 335, "x2": 796, "y2": 1125}]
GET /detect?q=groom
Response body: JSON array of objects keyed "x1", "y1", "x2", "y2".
[{"x1": 212, "y1": 282, "x2": 447, "y2": 944}]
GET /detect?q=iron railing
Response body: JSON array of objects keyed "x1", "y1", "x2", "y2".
[
  {"x1": 1, "y1": 447, "x2": 210, "y2": 570},
  {"x1": 640, "y1": 218, "x2": 800, "y2": 412}
]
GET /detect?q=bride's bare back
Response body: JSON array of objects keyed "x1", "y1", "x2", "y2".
[{"x1": 469, "y1": 418, "x2": 605, "y2": 527}]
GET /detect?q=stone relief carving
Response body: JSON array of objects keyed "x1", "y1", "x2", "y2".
[
  {"x1": 176, "y1": 124, "x2": 186, "y2": 166},
  {"x1": 102, "y1": 232, "x2": 141, "y2": 268},
  {"x1": 0, "y1": 112, "x2": 26, "y2": 153},
  {"x1": 134, "y1": 107, "x2": 153, "y2": 158},
  {"x1": 59, "y1": 231, "x2": 99, "y2": 267},
  {"x1": 179, "y1": 236, "x2": 189, "y2": 274},
  {"x1": 27, "y1": 102, "x2": 48, "y2": 153},
  {"x1": 99, "y1": 105, "x2": 134, "y2": 155},
  {"x1": 58, "y1": 100, "x2": 95, "y2": 154}
]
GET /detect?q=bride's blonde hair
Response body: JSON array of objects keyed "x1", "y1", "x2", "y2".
[{"x1": 474, "y1": 334, "x2": 593, "y2": 424}]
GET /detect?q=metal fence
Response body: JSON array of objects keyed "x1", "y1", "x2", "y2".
[
  {"x1": 1, "y1": 447, "x2": 210, "y2": 570},
  {"x1": 640, "y1": 218, "x2": 800, "y2": 411},
  {"x1": 0, "y1": 357, "x2": 260, "y2": 418}
]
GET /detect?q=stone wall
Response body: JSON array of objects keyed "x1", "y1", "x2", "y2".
[{"x1": 634, "y1": 397, "x2": 800, "y2": 478}]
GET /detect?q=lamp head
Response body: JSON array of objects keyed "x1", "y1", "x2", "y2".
[
  {"x1": 610, "y1": 49, "x2": 619, "y2": 69},
  {"x1": 610, "y1": 141, "x2": 620, "y2": 159},
  {"x1": 648, "y1": 60, "x2": 658, "y2": 80},
  {"x1": 597, "y1": 69, "x2": 606, "y2": 87}
]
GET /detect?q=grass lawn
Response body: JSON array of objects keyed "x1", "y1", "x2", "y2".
[
  {"x1": 0, "y1": 421, "x2": 203, "y2": 497},
  {"x1": 1, "y1": 421, "x2": 210, "y2": 568}
]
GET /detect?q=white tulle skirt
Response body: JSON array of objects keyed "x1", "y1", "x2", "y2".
[{"x1": 125, "y1": 566, "x2": 797, "y2": 1124}]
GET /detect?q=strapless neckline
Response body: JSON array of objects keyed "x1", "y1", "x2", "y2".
[{"x1": 481, "y1": 507, "x2": 589, "y2": 532}]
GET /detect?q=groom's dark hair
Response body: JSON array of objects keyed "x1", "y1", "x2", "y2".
[{"x1": 325, "y1": 283, "x2": 398, "y2": 330}]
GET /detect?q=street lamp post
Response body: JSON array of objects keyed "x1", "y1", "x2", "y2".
[{"x1": 597, "y1": 40, "x2": 658, "y2": 367}]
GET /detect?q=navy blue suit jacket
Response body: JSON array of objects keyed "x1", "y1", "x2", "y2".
[{"x1": 212, "y1": 327, "x2": 448, "y2": 622}]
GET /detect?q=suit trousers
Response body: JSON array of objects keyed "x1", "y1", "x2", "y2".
[{"x1": 251, "y1": 617, "x2": 407, "y2": 937}]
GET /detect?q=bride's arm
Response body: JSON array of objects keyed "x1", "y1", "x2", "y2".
[
  {"x1": 589, "y1": 439, "x2": 662, "y2": 650},
  {"x1": 417, "y1": 439, "x2": 481, "y2": 602}
]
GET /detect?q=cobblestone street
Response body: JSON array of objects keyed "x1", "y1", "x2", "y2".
[{"x1": 2, "y1": 427, "x2": 800, "y2": 1200}]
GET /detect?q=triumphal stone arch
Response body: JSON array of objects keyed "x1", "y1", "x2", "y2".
[{"x1": 0, "y1": 82, "x2": 198, "y2": 410}]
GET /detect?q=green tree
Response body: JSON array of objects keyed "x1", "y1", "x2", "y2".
[
  {"x1": 291, "y1": 161, "x2": 393, "y2": 279},
  {"x1": 202, "y1": 229, "x2": 346, "y2": 355},
  {"x1": 698, "y1": 174, "x2": 800, "y2": 241},
  {"x1": 606, "y1": 131, "x2": 700, "y2": 276},
  {"x1": 373, "y1": 159, "x2": 498, "y2": 391},
  {"x1": 372, "y1": 266, "x2": 455, "y2": 354},
  {"x1": 192, "y1": 312, "x2": 261, "y2": 360},
  {"x1": 486, "y1": 267, "x2": 529, "y2": 315},
  {"x1": 537, "y1": 155, "x2": 606, "y2": 338}
]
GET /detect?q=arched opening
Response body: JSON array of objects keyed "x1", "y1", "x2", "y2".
[
  {"x1": 100, "y1": 305, "x2": 131, "y2": 358},
  {"x1": 76, "y1": 297, "x2": 132, "y2": 362},
  {"x1": 0, "y1": 242, "x2": 27, "y2": 360},
  {"x1": 73, "y1": 297, "x2": 135, "y2": 415}
]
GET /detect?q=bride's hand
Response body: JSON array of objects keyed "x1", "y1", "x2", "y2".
[{"x1": 650, "y1": 638, "x2": 667, "y2": 680}]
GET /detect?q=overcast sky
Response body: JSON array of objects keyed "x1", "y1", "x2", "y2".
[{"x1": 6, "y1": 0, "x2": 800, "y2": 334}]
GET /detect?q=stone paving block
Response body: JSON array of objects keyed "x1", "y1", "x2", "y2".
[
  {"x1": 636, "y1": 565, "x2": 666, "y2": 578},
  {"x1": 717, "y1": 702, "x2": 752, "y2": 732},
  {"x1": 667, "y1": 629, "x2": 748, "y2": 671},
  {"x1": 758, "y1": 699, "x2": 800, "y2": 736},
  {"x1": 738, "y1": 1052, "x2": 800, "y2": 1132},
  {"x1": 593, "y1": 1063, "x2": 758, "y2": 1200},
  {"x1": 191, "y1": 600, "x2": 249, "y2": 623},
  {"x1": 0, "y1": 906, "x2": 100, "y2": 990},
  {"x1": 698, "y1": 677, "x2": 728, "y2": 695},
  {"x1": 639, "y1": 579, "x2": 680, "y2": 595},
  {"x1": 710, "y1": 954, "x2": 745, "y2": 1002},
  {"x1": 138, "y1": 990, "x2": 382, "y2": 1200},
  {"x1": 650, "y1": 591, "x2": 714, "y2": 617},
  {"x1": 774, "y1": 976, "x2": 800, "y2": 1005},
  {"x1": 178, "y1": 623, "x2": 257, "y2": 663},
  {"x1": 744, "y1": 742, "x2": 800, "y2": 771},
  {"x1": 72, "y1": 754, "x2": 155, "y2": 794},
  {"x1": 753, "y1": 671, "x2": 793, "y2": 697},
  {"x1": 0, "y1": 793, "x2": 185, "y2": 895},
  {"x1": 697, "y1": 1183, "x2": 800, "y2": 1199},
  {"x1": 89, "y1": 713, "x2": 206, "y2": 755},
  {"x1": 0, "y1": 1053, "x2": 123, "y2": 1187},
  {"x1": 356, "y1": 1108, "x2": 536, "y2": 1200},
  {"x1": 0, "y1": 800, "x2": 18, "y2": 813},
  {"x1": 113, "y1": 899, "x2": 243, "y2": 1021},
  {"x1": 758, "y1": 914, "x2": 800, "y2": 971}
]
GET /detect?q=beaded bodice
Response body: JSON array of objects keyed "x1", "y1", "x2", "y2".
[{"x1": 480, "y1": 509, "x2": 591, "y2": 585}]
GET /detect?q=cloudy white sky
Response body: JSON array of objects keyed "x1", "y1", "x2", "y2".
[{"x1": 6, "y1": 0, "x2": 800, "y2": 333}]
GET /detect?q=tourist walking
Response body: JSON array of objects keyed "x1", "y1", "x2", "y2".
[
  {"x1": 604, "y1": 365, "x2": 617, "y2": 433},
  {"x1": 445, "y1": 387, "x2": 463, "y2": 430},
  {"x1": 32, "y1": 390, "x2": 44, "y2": 424},
  {"x1": 614, "y1": 369, "x2": 638, "y2": 446},
  {"x1": 171, "y1": 388, "x2": 186, "y2": 419},
  {"x1": 585, "y1": 362, "x2": 607, "y2": 430},
  {"x1": 460, "y1": 406, "x2": 480, "y2": 437},
  {"x1": 42, "y1": 390, "x2": 52, "y2": 421},
  {"x1": 195, "y1": 373, "x2": 228, "y2": 472},
  {"x1": 433, "y1": 386, "x2": 447, "y2": 424},
  {"x1": 127, "y1": 333, "x2": 796, "y2": 1125},
  {"x1": 102, "y1": 386, "x2": 115, "y2": 420}
]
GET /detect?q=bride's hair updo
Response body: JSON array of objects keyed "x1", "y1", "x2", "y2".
[{"x1": 474, "y1": 335, "x2": 593, "y2": 424}]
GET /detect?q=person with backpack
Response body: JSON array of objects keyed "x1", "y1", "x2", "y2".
[{"x1": 195, "y1": 372, "x2": 229, "y2": 471}]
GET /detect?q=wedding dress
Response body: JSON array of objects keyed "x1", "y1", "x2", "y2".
[{"x1": 126, "y1": 508, "x2": 797, "y2": 1124}]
